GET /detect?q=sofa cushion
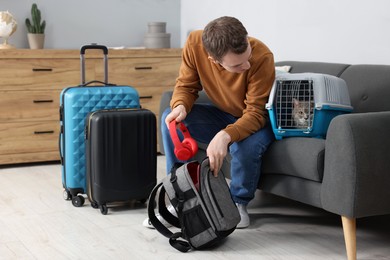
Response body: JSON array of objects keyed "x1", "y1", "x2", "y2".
[
  {"x1": 262, "y1": 137, "x2": 325, "y2": 182},
  {"x1": 339, "y1": 64, "x2": 390, "y2": 113}
]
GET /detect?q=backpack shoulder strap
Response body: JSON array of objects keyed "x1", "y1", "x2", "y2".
[
  {"x1": 148, "y1": 182, "x2": 172, "y2": 237},
  {"x1": 148, "y1": 180, "x2": 192, "y2": 252},
  {"x1": 156, "y1": 163, "x2": 182, "y2": 228},
  {"x1": 157, "y1": 186, "x2": 180, "y2": 228}
]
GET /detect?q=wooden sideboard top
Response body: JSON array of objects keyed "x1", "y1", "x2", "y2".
[{"x1": 0, "y1": 48, "x2": 182, "y2": 59}]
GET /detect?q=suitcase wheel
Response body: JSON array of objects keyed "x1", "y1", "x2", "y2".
[
  {"x1": 91, "y1": 201, "x2": 99, "y2": 209},
  {"x1": 63, "y1": 190, "x2": 71, "y2": 201},
  {"x1": 100, "y1": 204, "x2": 108, "y2": 215},
  {"x1": 72, "y1": 195, "x2": 85, "y2": 207}
]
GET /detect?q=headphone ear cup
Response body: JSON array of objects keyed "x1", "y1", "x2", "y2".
[
  {"x1": 169, "y1": 121, "x2": 198, "y2": 161},
  {"x1": 182, "y1": 138, "x2": 198, "y2": 157},
  {"x1": 174, "y1": 143, "x2": 193, "y2": 161}
]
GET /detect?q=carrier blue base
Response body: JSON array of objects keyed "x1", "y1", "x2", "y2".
[{"x1": 269, "y1": 106, "x2": 352, "y2": 140}]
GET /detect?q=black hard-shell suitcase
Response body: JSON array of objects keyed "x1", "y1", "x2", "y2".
[{"x1": 85, "y1": 108, "x2": 157, "y2": 214}]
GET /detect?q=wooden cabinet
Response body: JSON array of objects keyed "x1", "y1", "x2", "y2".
[{"x1": 0, "y1": 48, "x2": 181, "y2": 165}]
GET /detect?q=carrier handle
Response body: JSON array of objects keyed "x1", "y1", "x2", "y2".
[{"x1": 80, "y1": 43, "x2": 108, "y2": 85}]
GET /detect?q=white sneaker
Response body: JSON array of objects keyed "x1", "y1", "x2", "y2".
[
  {"x1": 236, "y1": 203, "x2": 250, "y2": 229},
  {"x1": 143, "y1": 205, "x2": 177, "y2": 229}
]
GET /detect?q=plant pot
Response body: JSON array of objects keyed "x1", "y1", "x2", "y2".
[{"x1": 27, "y1": 33, "x2": 45, "y2": 49}]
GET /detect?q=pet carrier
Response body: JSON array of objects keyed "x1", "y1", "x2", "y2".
[{"x1": 266, "y1": 73, "x2": 353, "y2": 140}]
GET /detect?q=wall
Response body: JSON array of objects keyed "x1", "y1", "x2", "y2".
[
  {"x1": 181, "y1": 0, "x2": 390, "y2": 65},
  {"x1": 3, "y1": 1, "x2": 389, "y2": 64},
  {"x1": 1, "y1": 0, "x2": 180, "y2": 49}
]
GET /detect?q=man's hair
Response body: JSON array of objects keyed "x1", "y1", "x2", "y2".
[{"x1": 202, "y1": 16, "x2": 248, "y2": 62}]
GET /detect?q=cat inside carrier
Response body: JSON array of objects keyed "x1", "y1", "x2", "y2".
[{"x1": 266, "y1": 73, "x2": 353, "y2": 140}]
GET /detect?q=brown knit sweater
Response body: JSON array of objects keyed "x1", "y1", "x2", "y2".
[{"x1": 170, "y1": 30, "x2": 275, "y2": 142}]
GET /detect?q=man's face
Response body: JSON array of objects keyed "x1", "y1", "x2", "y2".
[{"x1": 218, "y1": 44, "x2": 252, "y2": 73}]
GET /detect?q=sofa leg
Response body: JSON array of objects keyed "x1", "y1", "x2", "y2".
[{"x1": 341, "y1": 216, "x2": 356, "y2": 260}]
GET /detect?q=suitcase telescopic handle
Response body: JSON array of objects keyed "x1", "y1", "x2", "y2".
[{"x1": 80, "y1": 43, "x2": 108, "y2": 85}]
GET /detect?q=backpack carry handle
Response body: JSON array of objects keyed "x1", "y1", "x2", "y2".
[{"x1": 80, "y1": 43, "x2": 109, "y2": 85}]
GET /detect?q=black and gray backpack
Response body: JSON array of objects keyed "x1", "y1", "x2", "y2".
[{"x1": 148, "y1": 158, "x2": 241, "y2": 252}]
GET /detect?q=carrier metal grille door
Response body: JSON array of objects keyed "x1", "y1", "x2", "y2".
[{"x1": 275, "y1": 80, "x2": 314, "y2": 129}]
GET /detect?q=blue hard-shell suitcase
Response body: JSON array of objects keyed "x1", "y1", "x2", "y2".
[{"x1": 59, "y1": 44, "x2": 140, "y2": 207}]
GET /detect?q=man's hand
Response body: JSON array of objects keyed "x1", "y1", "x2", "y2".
[
  {"x1": 207, "y1": 130, "x2": 231, "y2": 177},
  {"x1": 165, "y1": 104, "x2": 187, "y2": 125}
]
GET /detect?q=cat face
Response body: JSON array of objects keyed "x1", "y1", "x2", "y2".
[{"x1": 292, "y1": 98, "x2": 312, "y2": 128}]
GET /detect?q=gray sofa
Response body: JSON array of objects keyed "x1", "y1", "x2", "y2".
[{"x1": 159, "y1": 61, "x2": 390, "y2": 260}]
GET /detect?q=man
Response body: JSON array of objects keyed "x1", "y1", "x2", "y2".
[{"x1": 144, "y1": 16, "x2": 275, "y2": 229}]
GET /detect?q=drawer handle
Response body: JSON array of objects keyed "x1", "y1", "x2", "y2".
[
  {"x1": 135, "y1": 66, "x2": 153, "y2": 70},
  {"x1": 34, "y1": 130, "x2": 55, "y2": 135},
  {"x1": 33, "y1": 99, "x2": 54, "y2": 103},
  {"x1": 140, "y1": 95, "x2": 153, "y2": 99},
  {"x1": 32, "y1": 68, "x2": 53, "y2": 72}
]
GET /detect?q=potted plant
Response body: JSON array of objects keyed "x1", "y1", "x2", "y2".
[{"x1": 25, "y1": 3, "x2": 46, "y2": 49}]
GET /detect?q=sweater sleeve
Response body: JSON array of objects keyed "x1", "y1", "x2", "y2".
[{"x1": 170, "y1": 33, "x2": 203, "y2": 113}]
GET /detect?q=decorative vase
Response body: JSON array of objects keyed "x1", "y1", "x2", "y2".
[
  {"x1": 144, "y1": 22, "x2": 171, "y2": 49},
  {"x1": 147, "y1": 22, "x2": 166, "y2": 33},
  {"x1": 27, "y1": 33, "x2": 45, "y2": 49}
]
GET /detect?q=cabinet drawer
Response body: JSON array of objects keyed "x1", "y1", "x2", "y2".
[
  {"x1": 136, "y1": 86, "x2": 172, "y2": 115},
  {"x1": 0, "y1": 90, "x2": 61, "y2": 122},
  {"x1": 0, "y1": 59, "x2": 94, "y2": 90},
  {"x1": 95, "y1": 58, "x2": 180, "y2": 88},
  {"x1": 0, "y1": 121, "x2": 59, "y2": 155}
]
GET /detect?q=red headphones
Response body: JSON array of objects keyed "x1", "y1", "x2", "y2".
[{"x1": 169, "y1": 120, "x2": 198, "y2": 161}]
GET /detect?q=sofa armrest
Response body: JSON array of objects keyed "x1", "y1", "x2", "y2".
[{"x1": 321, "y1": 111, "x2": 390, "y2": 218}]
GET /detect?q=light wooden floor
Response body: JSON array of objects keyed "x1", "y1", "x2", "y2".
[{"x1": 0, "y1": 155, "x2": 389, "y2": 260}]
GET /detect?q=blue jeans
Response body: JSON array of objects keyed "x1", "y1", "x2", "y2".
[{"x1": 161, "y1": 104, "x2": 275, "y2": 205}]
